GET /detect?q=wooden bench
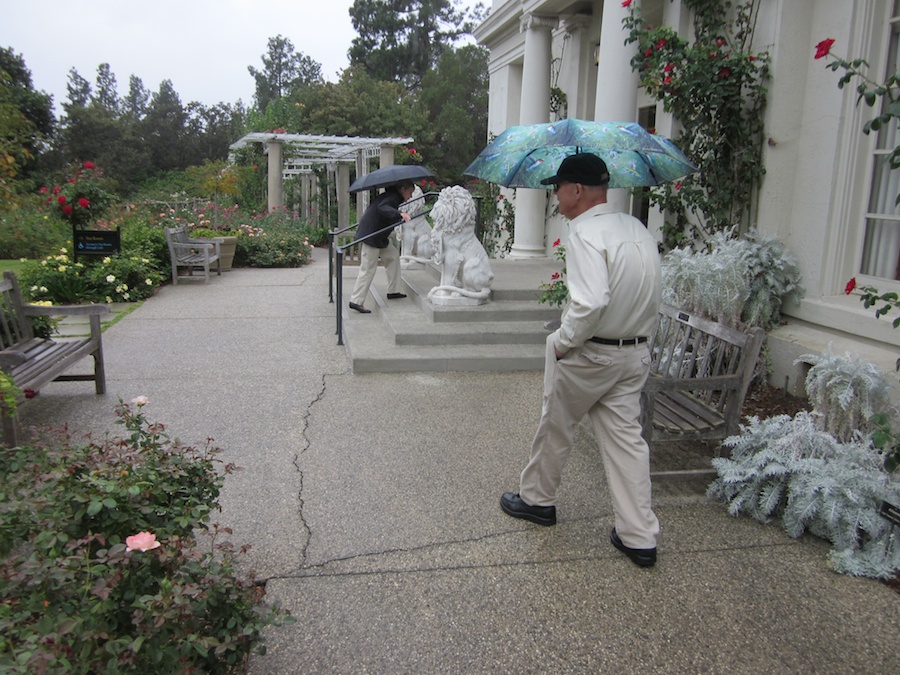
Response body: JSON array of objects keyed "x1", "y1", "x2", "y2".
[
  {"x1": 641, "y1": 303, "x2": 765, "y2": 469},
  {"x1": 0, "y1": 271, "x2": 110, "y2": 447},
  {"x1": 165, "y1": 226, "x2": 221, "y2": 284}
]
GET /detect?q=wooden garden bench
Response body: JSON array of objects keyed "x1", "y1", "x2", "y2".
[
  {"x1": 641, "y1": 303, "x2": 765, "y2": 466},
  {"x1": 165, "y1": 226, "x2": 221, "y2": 284},
  {"x1": 0, "y1": 271, "x2": 110, "y2": 447}
]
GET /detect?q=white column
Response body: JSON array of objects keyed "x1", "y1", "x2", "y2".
[
  {"x1": 511, "y1": 13, "x2": 557, "y2": 259},
  {"x1": 266, "y1": 139, "x2": 284, "y2": 211},
  {"x1": 595, "y1": 0, "x2": 641, "y2": 213}
]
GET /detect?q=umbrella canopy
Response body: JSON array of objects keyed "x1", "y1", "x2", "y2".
[
  {"x1": 463, "y1": 119, "x2": 697, "y2": 190},
  {"x1": 348, "y1": 165, "x2": 435, "y2": 193}
]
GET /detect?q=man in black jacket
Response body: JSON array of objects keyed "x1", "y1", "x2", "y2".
[{"x1": 349, "y1": 181, "x2": 415, "y2": 313}]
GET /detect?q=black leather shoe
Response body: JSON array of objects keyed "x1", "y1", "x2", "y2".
[
  {"x1": 610, "y1": 528, "x2": 656, "y2": 567},
  {"x1": 499, "y1": 492, "x2": 556, "y2": 526},
  {"x1": 349, "y1": 302, "x2": 371, "y2": 314},
  {"x1": 387, "y1": 293, "x2": 407, "y2": 299}
]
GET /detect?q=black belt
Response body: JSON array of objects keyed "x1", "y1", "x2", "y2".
[{"x1": 589, "y1": 336, "x2": 647, "y2": 346}]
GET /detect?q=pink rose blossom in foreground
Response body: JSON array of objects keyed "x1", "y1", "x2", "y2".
[
  {"x1": 131, "y1": 395, "x2": 150, "y2": 406},
  {"x1": 125, "y1": 532, "x2": 161, "y2": 552}
]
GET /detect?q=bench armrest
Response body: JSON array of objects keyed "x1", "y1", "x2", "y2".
[
  {"x1": 0, "y1": 350, "x2": 27, "y2": 368},
  {"x1": 170, "y1": 241, "x2": 220, "y2": 256},
  {"x1": 23, "y1": 303, "x2": 111, "y2": 317}
]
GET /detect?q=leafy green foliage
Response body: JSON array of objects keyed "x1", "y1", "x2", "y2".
[
  {"x1": 624, "y1": 0, "x2": 770, "y2": 247},
  {"x1": 538, "y1": 240, "x2": 568, "y2": 308},
  {"x1": 0, "y1": 399, "x2": 293, "y2": 672},
  {"x1": 20, "y1": 248, "x2": 163, "y2": 304},
  {"x1": 232, "y1": 208, "x2": 313, "y2": 268},
  {"x1": 0, "y1": 195, "x2": 69, "y2": 259}
]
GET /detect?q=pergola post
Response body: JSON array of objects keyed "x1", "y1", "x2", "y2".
[
  {"x1": 380, "y1": 144, "x2": 395, "y2": 169},
  {"x1": 266, "y1": 138, "x2": 284, "y2": 211},
  {"x1": 356, "y1": 149, "x2": 369, "y2": 219},
  {"x1": 337, "y1": 163, "x2": 351, "y2": 231}
]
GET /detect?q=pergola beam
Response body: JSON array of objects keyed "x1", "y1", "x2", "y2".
[{"x1": 229, "y1": 132, "x2": 414, "y2": 214}]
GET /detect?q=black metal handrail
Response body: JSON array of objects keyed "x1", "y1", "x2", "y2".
[{"x1": 330, "y1": 192, "x2": 437, "y2": 346}]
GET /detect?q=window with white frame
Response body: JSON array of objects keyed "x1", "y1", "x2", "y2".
[{"x1": 860, "y1": 0, "x2": 900, "y2": 281}]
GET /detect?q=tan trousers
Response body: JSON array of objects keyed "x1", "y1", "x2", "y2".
[
  {"x1": 350, "y1": 240, "x2": 401, "y2": 306},
  {"x1": 519, "y1": 334, "x2": 660, "y2": 549}
]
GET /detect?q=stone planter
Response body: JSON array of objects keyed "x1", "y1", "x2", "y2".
[{"x1": 214, "y1": 235, "x2": 238, "y2": 271}]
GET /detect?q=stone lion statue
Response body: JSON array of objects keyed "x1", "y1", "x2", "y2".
[
  {"x1": 427, "y1": 185, "x2": 494, "y2": 305},
  {"x1": 400, "y1": 185, "x2": 433, "y2": 265}
]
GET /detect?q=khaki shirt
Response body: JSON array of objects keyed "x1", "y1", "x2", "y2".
[{"x1": 553, "y1": 204, "x2": 662, "y2": 356}]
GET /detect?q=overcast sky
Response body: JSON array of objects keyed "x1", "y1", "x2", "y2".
[{"x1": 0, "y1": 0, "x2": 485, "y2": 114}]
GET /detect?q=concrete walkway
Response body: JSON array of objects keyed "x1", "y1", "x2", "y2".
[{"x1": 20, "y1": 248, "x2": 899, "y2": 674}]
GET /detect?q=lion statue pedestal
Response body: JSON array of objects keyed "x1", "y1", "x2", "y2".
[{"x1": 426, "y1": 186, "x2": 494, "y2": 307}]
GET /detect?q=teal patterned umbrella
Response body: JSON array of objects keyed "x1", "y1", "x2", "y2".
[{"x1": 463, "y1": 120, "x2": 697, "y2": 189}]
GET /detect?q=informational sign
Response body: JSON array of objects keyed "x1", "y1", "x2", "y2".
[
  {"x1": 880, "y1": 500, "x2": 900, "y2": 527},
  {"x1": 73, "y1": 227, "x2": 121, "y2": 261}
]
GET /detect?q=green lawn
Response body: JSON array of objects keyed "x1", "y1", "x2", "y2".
[{"x1": 1, "y1": 259, "x2": 30, "y2": 278}]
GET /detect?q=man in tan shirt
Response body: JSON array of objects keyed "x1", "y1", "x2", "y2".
[{"x1": 500, "y1": 153, "x2": 662, "y2": 568}]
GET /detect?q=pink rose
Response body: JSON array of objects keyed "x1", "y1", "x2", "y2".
[
  {"x1": 131, "y1": 395, "x2": 150, "y2": 406},
  {"x1": 125, "y1": 532, "x2": 161, "y2": 552}
]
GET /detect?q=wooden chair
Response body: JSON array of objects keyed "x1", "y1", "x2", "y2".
[{"x1": 165, "y1": 226, "x2": 221, "y2": 284}]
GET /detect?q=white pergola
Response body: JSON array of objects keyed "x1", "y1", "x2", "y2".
[{"x1": 229, "y1": 132, "x2": 414, "y2": 230}]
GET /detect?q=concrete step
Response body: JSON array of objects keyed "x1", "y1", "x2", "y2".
[{"x1": 339, "y1": 257, "x2": 562, "y2": 373}]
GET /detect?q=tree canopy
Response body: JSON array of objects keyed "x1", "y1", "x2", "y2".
[
  {"x1": 348, "y1": 0, "x2": 486, "y2": 90},
  {"x1": 248, "y1": 35, "x2": 324, "y2": 111}
]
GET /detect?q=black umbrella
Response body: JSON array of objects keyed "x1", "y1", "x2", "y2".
[{"x1": 348, "y1": 165, "x2": 435, "y2": 193}]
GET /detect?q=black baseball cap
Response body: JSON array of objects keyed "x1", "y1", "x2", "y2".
[{"x1": 540, "y1": 153, "x2": 610, "y2": 186}]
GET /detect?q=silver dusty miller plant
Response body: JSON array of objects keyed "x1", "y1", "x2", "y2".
[
  {"x1": 708, "y1": 353, "x2": 900, "y2": 579},
  {"x1": 662, "y1": 229, "x2": 803, "y2": 330}
]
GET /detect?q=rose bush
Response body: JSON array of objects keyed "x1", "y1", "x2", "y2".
[{"x1": 0, "y1": 398, "x2": 293, "y2": 672}]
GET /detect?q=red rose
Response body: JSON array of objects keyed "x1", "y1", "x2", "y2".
[
  {"x1": 656, "y1": 38, "x2": 667, "y2": 50},
  {"x1": 553, "y1": 238, "x2": 561, "y2": 247},
  {"x1": 551, "y1": 272, "x2": 561, "y2": 280},
  {"x1": 719, "y1": 67, "x2": 731, "y2": 78},
  {"x1": 78, "y1": 197, "x2": 90, "y2": 208},
  {"x1": 663, "y1": 63, "x2": 675, "y2": 72},
  {"x1": 674, "y1": 182, "x2": 683, "y2": 190},
  {"x1": 68, "y1": 178, "x2": 76, "y2": 183},
  {"x1": 23, "y1": 389, "x2": 36, "y2": 399},
  {"x1": 39, "y1": 186, "x2": 48, "y2": 193},
  {"x1": 52, "y1": 185, "x2": 60, "y2": 195},
  {"x1": 621, "y1": 0, "x2": 633, "y2": 7},
  {"x1": 82, "y1": 161, "x2": 95, "y2": 169},
  {"x1": 645, "y1": 47, "x2": 653, "y2": 57},
  {"x1": 58, "y1": 195, "x2": 66, "y2": 204},
  {"x1": 62, "y1": 204, "x2": 73, "y2": 216},
  {"x1": 845, "y1": 277, "x2": 857, "y2": 294},
  {"x1": 814, "y1": 38, "x2": 835, "y2": 60}
]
